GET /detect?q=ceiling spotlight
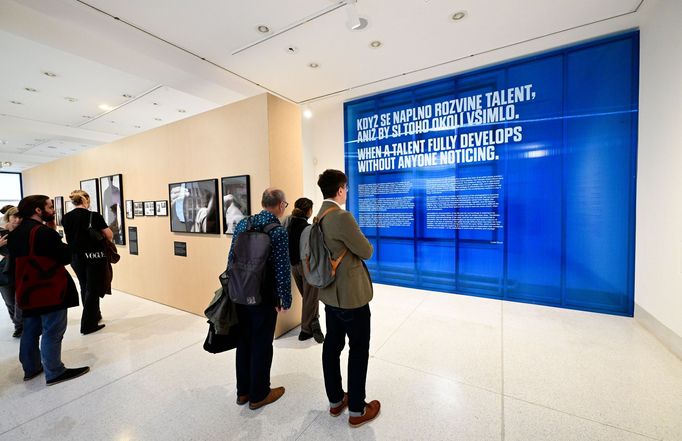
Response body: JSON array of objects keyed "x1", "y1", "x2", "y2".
[
  {"x1": 42, "y1": 71, "x2": 57, "y2": 77},
  {"x1": 308, "y1": 62, "x2": 320, "y2": 69},
  {"x1": 451, "y1": 11, "x2": 466, "y2": 21},
  {"x1": 177, "y1": 109, "x2": 187, "y2": 113},
  {"x1": 122, "y1": 93, "x2": 133, "y2": 98},
  {"x1": 303, "y1": 107, "x2": 313, "y2": 119},
  {"x1": 369, "y1": 40, "x2": 382, "y2": 48},
  {"x1": 345, "y1": 0, "x2": 368, "y2": 30},
  {"x1": 286, "y1": 46, "x2": 298, "y2": 54},
  {"x1": 10, "y1": 100, "x2": 22, "y2": 105},
  {"x1": 64, "y1": 97, "x2": 78, "y2": 102},
  {"x1": 257, "y1": 25, "x2": 270, "y2": 33},
  {"x1": 24, "y1": 87, "x2": 38, "y2": 92},
  {"x1": 99, "y1": 104, "x2": 114, "y2": 111}
]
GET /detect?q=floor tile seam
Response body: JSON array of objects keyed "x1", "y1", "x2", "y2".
[
  {"x1": 294, "y1": 412, "x2": 323, "y2": 440},
  {"x1": 371, "y1": 355, "x2": 503, "y2": 396},
  {"x1": 0, "y1": 338, "x2": 204, "y2": 437},
  {"x1": 502, "y1": 394, "x2": 663, "y2": 441},
  {"x1": 372, "y1": 296, "x2": 428, "y2": 356}
]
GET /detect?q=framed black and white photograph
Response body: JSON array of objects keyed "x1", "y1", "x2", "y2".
[
  {"x1": 100, "y1": 174, "x2": 125, "y2": 245},
  {"x1": 155, "y1": 200, "x2": 168, "y2": 216},
  {"x1": 221, "y1": 175, "x2": 251, "y2": 234},
  {"x1": 168, "y1": 179, "x2": 220, "y2": 234},
  {"x1": 54, "y1": 196, "x2": 64, "y2": 227},
  {"x1": 133, "y1": 201, "x2": 144, "y2": 217},
  {"x1": 80, "y1": 178, "x2": 100, "y2": 213},
  {"x1": 125, "y1": 200, "x2": 134, "y2": 219},
  {"x1": 144, "y1": 201, "x2": 155, "y2": 216}
]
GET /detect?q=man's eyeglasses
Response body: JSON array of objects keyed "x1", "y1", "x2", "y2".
[{"x1": 282, "y1": 201, "x2": 289, "y2": 208}]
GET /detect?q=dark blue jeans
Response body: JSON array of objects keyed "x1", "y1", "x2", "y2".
[
  {"x1": 20, "y1": 309, "x2": 68, "y2": 381},
  {"x1": 235, "y1": 303, "x2": 278, "y2": 403},
  {"x1": 322, "y1": 303, "x2": 371, "y2": 413}
]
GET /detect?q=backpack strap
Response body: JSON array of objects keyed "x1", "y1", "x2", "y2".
[
  {"x1": 263, "y1": 223, "x2": 280, "y2": 234},
  {"x1": 316, "y1": 206, "x2": 348, "y2": 275}
]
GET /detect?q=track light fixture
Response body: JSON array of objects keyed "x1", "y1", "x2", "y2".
[{"x1": 345, "y1": 0, "x2": 368, "y2": 31}]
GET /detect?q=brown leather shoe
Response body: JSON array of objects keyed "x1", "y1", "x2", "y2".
[
  {"x1": 329, "y1": 393, "x2": 348, "y2": 417},
  {"x1": 249, "y1": 387, "x2": 285, "y2": 410},
  {"x1": 348, "y1": 400, "x2": 381, "y2": 428},
  {"x1": 236, "y1": 395, "x2": 249, "y2": 405}
]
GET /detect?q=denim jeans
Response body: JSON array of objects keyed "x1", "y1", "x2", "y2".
[
  {"x1": 322, "y1": 303, "x2": 371, "y2": 413},
  {"x1": 0, "y1": 284, "x2": 22, "y2": 330},
  {"x1": 20, "y1": 309, "x2": 67, "y2": 381}
]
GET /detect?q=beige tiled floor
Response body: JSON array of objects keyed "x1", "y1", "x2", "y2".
[{"x1": 0, "y1": 284, "x2": 680, "y2": 440}]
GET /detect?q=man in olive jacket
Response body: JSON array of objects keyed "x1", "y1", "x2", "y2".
[{"x1": 316, "y1": 169, "x2": 380, "y2": 428}]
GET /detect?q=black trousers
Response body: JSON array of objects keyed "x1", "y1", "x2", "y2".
[
  {"x1": 235, "y1": 302, "x2": 278, "y2": 403},
  {"x1": 322, "y1": 303, "x2": 371, "y2": 413},
  {"x1": 71, "y1": 254, "x2": 101, "y2": 333}
]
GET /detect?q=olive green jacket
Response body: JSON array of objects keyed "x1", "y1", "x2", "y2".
[{"x1": 316, "y1": 200, "x2": 373, "y2": 309}]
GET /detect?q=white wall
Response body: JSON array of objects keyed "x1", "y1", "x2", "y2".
[
  {"x1": 303, "y1": 3, "x2": 682, "y2": 338},
  {"x1": 635, "y1": 0, "x2": 682, "y2": 337}
]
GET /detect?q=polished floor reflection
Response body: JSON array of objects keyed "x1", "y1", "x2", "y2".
[{"x1": 0, "y1": 285, "x2": 680, "y2": 441}]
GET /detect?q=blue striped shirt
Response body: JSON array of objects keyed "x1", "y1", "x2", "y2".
[{"x1": 228, "y1": 210, "x2": 292, "y2": 309}]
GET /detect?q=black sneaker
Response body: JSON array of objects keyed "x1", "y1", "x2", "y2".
[
  {"x1": 82, "y1": 324, "x2": 105, "y2": 335},
  {"x1": 298, "y1": 331, "x2": 313, "y2": 341},
  {"x1": 12, "y1": 328, "x2": 23, "y2": 338},
  {"x1": 313, "y1": 330, "x2": 325, "y2": 344},
  {"x1": 46, "y1": 367, "x2": 90, "y2": 386},
  {"x1": 23, "y1": 366, "x2": 43, "y2": 381}
]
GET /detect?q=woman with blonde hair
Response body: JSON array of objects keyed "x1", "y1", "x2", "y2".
[
  {"x1": 61, "y1": 190, "x2": 113, "y2": 334},
  {"x1": 0, "y1": 206, "x2": 22, "y2": 337}
]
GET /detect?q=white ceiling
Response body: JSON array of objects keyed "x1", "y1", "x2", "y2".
[{"x1": 0, "y1": 0, "x2": 644, "y2": 172}]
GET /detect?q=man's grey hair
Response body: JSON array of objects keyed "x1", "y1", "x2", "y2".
[{"x1": 261, "y1": 188, "x2": 285, "y2": 208}]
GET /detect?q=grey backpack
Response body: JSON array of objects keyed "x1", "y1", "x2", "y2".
[
  {"x1": 300, "y1": 206, "x2": 348, "y2": 288},
  {"x1": 227, "y1": 218, "x2": 279, "y2": 305}
]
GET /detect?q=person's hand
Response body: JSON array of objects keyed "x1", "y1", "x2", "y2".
[
  {"x1": 0, "y1": 235, "x2": 7, "y2": 247},
  {"x1": 276, "y1": 306, "x2": 287, "y2": 313}
]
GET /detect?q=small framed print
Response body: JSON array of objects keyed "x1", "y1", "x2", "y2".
[
  {"x1": 133, "y1": 201, "x2": 144, "y2": 217},
  {"x1": 54, "y1": 196, "x2": 64, "y2": 226},
  {"x1": 144, "y1": 201, "x2": 155, "y2": 216},
  {"x1": 125, "y1": 200, "x2": 134, "y2": 219},
  {"x1": 155, "y1": 200, "x2": 168, "y2": 216}
]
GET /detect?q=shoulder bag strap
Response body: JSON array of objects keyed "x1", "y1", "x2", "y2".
[{"x1": 28, "y1": 225, "x2": 41, "y2": 257}]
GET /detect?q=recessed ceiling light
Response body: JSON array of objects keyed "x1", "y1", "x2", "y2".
[
  {"x1": 134, "y1": 125, "x2": 141, "y2": 129},
  {"x1": 10, "y1": 100, "x2": 22, "y2": 105},
  {"x1": 369, "y1": 40, "x2": 382, "y2": 48},
  {"x1": 257, "y1": 25, "x2": 270, "y2": 33},
  {"x1": 42, "y1": 71, "x2": 57, "y2": 77},
  {"x1": 82, "y1": 115, "x2": 92, "y2": 119},
  {"x1": 308, "y1": 62, "x2": 320, "y2": 68},
  {"x1": 152, "y1": 102, "x2": 159, "y2": 106},
  {"x1": 177, "y1": 109, "x2": 187, "y2": 113},
  {"x1": 99, "y1": 104, "x2": 114, "y2": 111},
  {"x1": 109, "y1": 120, "x2": 116, "y2": 124},
  {"x1": 451, "y1": 11, "x2": 466, "y2": 21},
  {"x1": 24, "y1": 87, "x2": 38, "y2": 92},
  {"x1": 64, "y1": 97, "x2": 78, "y2": 102},
  {"x1": 154, "y1": 117, "x2": 163, "y2": 121},
  {"x1": 122, "y1": 94, "x2": 133, "y2": 98}
]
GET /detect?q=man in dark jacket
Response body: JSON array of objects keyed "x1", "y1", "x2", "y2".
[{"x1": 8, "y1": 195, "x2": 89, "y2": 385}]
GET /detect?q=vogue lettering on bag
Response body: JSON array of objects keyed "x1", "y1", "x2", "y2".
[{"x1": 84, "y1": 251, "x2": 106, "y2": 260}]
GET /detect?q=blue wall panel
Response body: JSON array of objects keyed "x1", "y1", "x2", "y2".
[{"x1": 344, "y1": 32, "x2": 638, "y2": 316}]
